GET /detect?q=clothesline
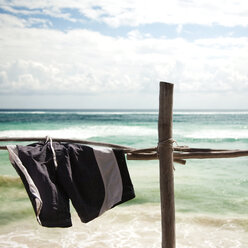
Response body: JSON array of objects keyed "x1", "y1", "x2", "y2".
[
  {"x1": 1, "y1": 137, "x2": 248, "y2": 165},
  {"x1": 0, "y1": 136, "x2": 133, "y2": 151}
]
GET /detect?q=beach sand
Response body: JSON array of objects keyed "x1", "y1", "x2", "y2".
[{"x1": 0, "y1": 203, "x2": 247, "y2": 248}]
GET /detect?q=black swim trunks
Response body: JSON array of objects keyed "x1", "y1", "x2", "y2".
[{"x1": 7, "y1": 140, "x2": 135, "y2": 228}]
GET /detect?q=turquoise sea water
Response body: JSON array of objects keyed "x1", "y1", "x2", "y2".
[{"x1": 0, "y1": 109, "x2": 247, "y2": 248}]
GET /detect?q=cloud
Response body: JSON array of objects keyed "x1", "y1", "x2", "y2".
[
  {"x1": 0, "y1": 15, "x2": 248, "y2": 96},
  {"x1": 1, "y1": 0, "x2": 248, "y2": 27},
  {"x1": 0, "y1": 13, "x2": 26, "y2": 28}
]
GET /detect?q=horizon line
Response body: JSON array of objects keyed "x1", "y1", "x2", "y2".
[{"x1": 0, "y1": 108, "x2": 248, "y2": 111}]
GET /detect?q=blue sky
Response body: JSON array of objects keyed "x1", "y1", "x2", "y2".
[{"x1": 0, "y1": 0, "x2": 248, "y2": 109}]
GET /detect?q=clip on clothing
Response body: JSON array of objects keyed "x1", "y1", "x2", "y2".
[{"x1": 7, "y1": 140, "x2": 135, "y2": 228}]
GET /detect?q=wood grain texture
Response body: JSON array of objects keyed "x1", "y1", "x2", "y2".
[{"x1": 158, "y1": 82, "x2": 175, "y2": 248}]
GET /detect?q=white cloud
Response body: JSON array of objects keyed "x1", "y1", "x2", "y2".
[
  {"x1": 0, "y1": 13, "x2": 26, "y2": 28},
  {"x1": 26, "y1": 18, "x2": 52, "y2": 28},
  {"x1": 0, "y1": 15, "x2": 247, "y2": 98},
  {"x1": 1, "y1": 0, "x2": 248, "y2": 27},
  {"x1": 0, "y1": 5, "x2": 43, "y2": 15}
]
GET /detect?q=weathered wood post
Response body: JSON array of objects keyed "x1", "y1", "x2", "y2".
[{"x1": 158, "y1": 82, "x2": 175, "y2": 248}]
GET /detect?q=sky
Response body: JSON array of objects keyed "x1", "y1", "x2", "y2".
[{"x1": 0, "y1": 0, "x2": 248, "y2": 109}]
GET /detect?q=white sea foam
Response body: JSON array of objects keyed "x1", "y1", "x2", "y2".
[
  {"x1": 174, "y1": 111, "x2": 248, "y2": 115},
  {"x1": 2, "y1": 126, "x2": 248, "y2": 141},
  {"x1": 0, "y1": 125, "x2": 157, "y2": 140},
  {"x1": 0, "y1": 111, "x2": 47, "y2": 114},
  {"x1": 0, "y1": 205, "x2": 247, "y2": 248},
  {"x1": 0, "y1": 110, "x2": 158, "y2": 115},
  {"x1": 72, "y1": 111, "x2": 158, "y2": 115},
  {"x1": 183, "y1": 129, "x2": 248, "y2": 139}
]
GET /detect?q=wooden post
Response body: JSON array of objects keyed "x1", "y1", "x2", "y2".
[{"x1": 158, "y1": 82, "x2": 175, "y2": 248}]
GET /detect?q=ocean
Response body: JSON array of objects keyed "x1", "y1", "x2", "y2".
[{"x1": 0, "y1": 109, "x2": 247, "y2": 248}]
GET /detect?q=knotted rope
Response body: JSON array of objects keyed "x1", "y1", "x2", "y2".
[{"x1": 157, "y1": 138, "x2": 178, "y2": 156}]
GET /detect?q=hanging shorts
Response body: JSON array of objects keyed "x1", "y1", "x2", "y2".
[{"x1": 7, "y1": 141, "x2": 135, "y2": 228}]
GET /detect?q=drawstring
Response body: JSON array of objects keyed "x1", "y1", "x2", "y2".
[{"x1": 45, "y1": 136, "x2": 58, "y2": 169}]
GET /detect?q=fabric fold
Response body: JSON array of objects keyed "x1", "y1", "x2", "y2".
[{"x1": 7, "y1": 141, "x2": 135, "y2": 228}]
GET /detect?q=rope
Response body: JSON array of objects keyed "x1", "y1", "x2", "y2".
[
  {"x1": 157, "y1": 138, "x2": 177, "y2": 171},
  {"x1": 157, "y1": 138, "x2": 177, "y2": 152},
  {"x1": 45, "y1": 136, "x2": 58, "y2": 169}
]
